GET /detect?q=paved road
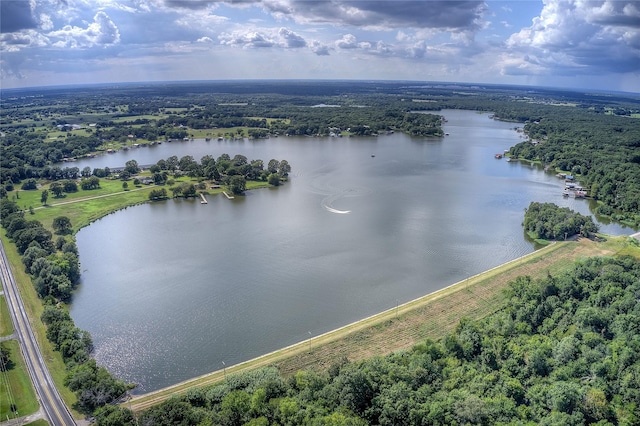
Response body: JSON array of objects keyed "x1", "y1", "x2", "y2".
[{"x1": 0, "y1": 240, "x2": 76, "y2": 425}]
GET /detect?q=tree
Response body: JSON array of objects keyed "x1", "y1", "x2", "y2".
[
  {"x1": 93, "y1": 405, "x2": 136, "y2": 426},
  {"x1": 232, "y1": 154, "x2": 248, "y2": 166},
  {"x1": 182, "y1": 184, "x2": 197, "y2": 198},
  {"x1": 50, "y1": 182, "x2": 64, "y2": 198},
  {"x1": 220, "y1": 390, "x2": 252, "y2": 426},
  {"x1": 63, "y1": 180, "x2": 78, "y2": 193},
  {"x1": 166, "y1": 155, "x2": 179, "y2": 171},
  {"x1": 228, "y1": 175, "x2": 246, "y2": 195},
  {"x1": 0, "y1": 343, "x2": 12, "y2": 371},
  {"x1": 267, "y1": 159, "x2": 280, "y2": 174},
  {"x1": 122, "y1": 181, "x2": 128, "y2": 191},
  {"x1": 80, "y1": 176, "x2": 100, "y2": 190},
  {"x1": 13, "y1": 224, "x2": 54, "y2": 253},
  {"x1": 21, "y1": 178, "x2": 37, "y2": 190},
  {"x1": 81, "y1": 166, "x2": 92, "y2": 177},
  {"x1": 523, "y1": 202, "x2": 599, "y2": 240},
  {"x1": 124, "y1": 159, "x2": 140, "y2": 175},
  {"x1": 278, "y1": 160, "x2": 291, "y2": 176},
  {"x1": 153, "y1": 172, "x2": 167, "y2": 184},
  {"x1": 179, "y1": 155, "x2": 196, "y2": 171},
  {"x1": 268, "y1": 174, "x2": 281, "y2": 186},
  {"x1": 41, "y1": 189, "x2": 49, "y2": 205},
  {"x1": 149, "y1": 188, "x2": 168, "y2": 201},
  {"x1": 52, "y1": 216, "x2": 72, "y2": 234}
]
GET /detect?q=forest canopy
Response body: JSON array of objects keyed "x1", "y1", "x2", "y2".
[{"x1": 523, "y1": 202, "x2": 599, "y2": 240}]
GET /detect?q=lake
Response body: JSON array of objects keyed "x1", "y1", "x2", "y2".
[{"x1": 70, "y1": 110, "x2": 633, "y2": 393}]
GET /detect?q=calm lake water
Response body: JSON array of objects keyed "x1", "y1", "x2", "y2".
[{"x1": 70, "y1": 110, "x2": 633, "y2": 393}]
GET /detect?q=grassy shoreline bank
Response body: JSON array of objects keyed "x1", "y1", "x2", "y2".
[{"x1": 128, "y1": 236, "x2": 633, "y2": 413}]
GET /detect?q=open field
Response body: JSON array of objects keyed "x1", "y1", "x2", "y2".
[
  {"x1": 0, "y1": 339, "x2": 40, "y2": 420},
  {"x1": 129, "y1": 236, "x2": 635, "y2": 413},
  {"x1": 9, "y1": 172, "x2": 276, "y2": 232},
  {"x1": 1, "y1": 295, "x2": 14, "y2": 336}
]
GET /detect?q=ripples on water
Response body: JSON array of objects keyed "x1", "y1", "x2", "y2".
[{"x1": 71, "y1": 110, "x2": 635, "y2": 393}]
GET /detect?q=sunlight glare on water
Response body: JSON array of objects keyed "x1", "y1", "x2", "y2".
[{"x1": 70, "y1": 110, "x2": 633, "y2": 392}]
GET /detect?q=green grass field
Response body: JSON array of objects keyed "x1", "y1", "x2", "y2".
[
  {"x1": 9, "y1": 172, "x2": 277, "y2": 233},
  {"x1": 0, "y1": 295, "x2": 13, "y2": 337},
  {"x1": 0, "y1": 340, "x2": 39, "y2": 420}
]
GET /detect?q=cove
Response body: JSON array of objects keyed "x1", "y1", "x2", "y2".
[{"x1": 70, "y1": 110, "x2": 632, "y2": 393}]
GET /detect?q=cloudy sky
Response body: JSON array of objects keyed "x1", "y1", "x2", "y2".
[{"x1": 1, "y1": 0, "x2": 639, "y2": 91}]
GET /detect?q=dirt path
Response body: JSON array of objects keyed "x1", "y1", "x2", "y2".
[
  {"x1": 31, "y1": 186, "x2": 149, "y2": 211},
  {"x1": 128, "y1": 238, "x2": 617, "y2": 413}
]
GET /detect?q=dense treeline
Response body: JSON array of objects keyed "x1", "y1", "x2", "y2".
[
  {"x1": 140, "y1": 153, "x2": 290, "y2": 197},
  {"x1": 0, "y1": 198, "x2": 133, "y2": 414},
  {"x1": 95, "y1": 254, "x2": 640, "y2": 425},
  {"x1": 0, "y1": 85, "x2": 448, "y2": 188},
  {"x1": 41, "y1": 305, "x2": 135, "y2": 414},
  {"x1": 507, "y1": 107, "x2": 640, "y2": 226},
  {"x1": 524, "y1": 202, "x2": 599, "y2": 240},
  {"x1": 3, "y1": 82, "x2": 639, "y2": 225}
]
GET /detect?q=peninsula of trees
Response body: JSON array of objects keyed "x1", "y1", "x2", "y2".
[
  {"x1": 2, "y1": 81, "x2": 639, "y2": 225},
  {"x1": 524, "y1": 202, "x2": 599, "y2": 241}
]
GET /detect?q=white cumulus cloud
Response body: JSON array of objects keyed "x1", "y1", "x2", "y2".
[
  {"x1": 336, "y1": 33, "x2": 359, "y2": 49},
  {"x1": 503, "y1": 0, "x2": 640, "y2": 75},
  {"x1": 47, "y1": 11, "x2": 120, "y2": 48},
  {"x1": 219, "y1": 29, "x2": 276, "y2": 48},
  {"x1": 278, "y1": 27, "x2": 306, "y2": 47},
  {"x1": 309, "y1": 39, "x2": 330, "y2": 55}
]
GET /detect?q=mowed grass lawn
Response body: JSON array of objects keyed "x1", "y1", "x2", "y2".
[
  {"x1": 0, "y1": 295, "x2": 14, "y2": 336},
  {"x1": 11, "y1": 179, "x2": 156, "y2": 232},
  {"x1": 11, "y1": 177, "x2": 224, "y2": 231},
  {"x1": 10, "y1": 175, "x2": 275, "y2": 233},
  {"x1": 0, "y1": 340, "x2": 39, "y2": 420}
]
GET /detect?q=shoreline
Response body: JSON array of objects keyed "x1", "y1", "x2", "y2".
[{"x1": 129, "y1": 240, "x2": 568, "y2": 412}]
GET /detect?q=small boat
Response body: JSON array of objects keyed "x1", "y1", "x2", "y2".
[
  {"x1": 371, "y1": 154, "x2": 375, "y2": 158},
  {"x1": 494, "y1": 153, "x2": 503, "y2": 159}
]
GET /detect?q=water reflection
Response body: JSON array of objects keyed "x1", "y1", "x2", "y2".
[{"x1": 70, "y1": 110, "x2": 634, "y2": 393}]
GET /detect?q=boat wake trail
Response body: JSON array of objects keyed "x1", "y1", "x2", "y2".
[
  {"x1": 306, "y1": 168, "x2": 372, "y2": 214},
  {"x1": 321, "y1": 194, "x2": 352, "y2": 214}
]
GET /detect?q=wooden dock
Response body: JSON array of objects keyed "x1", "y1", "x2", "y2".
[
  {"x1": 200, "y1": 194, "x2": 208, "y2": 204},
  {"x1": 223, "y1": 191, "x2": 234, "y2": 200}
]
